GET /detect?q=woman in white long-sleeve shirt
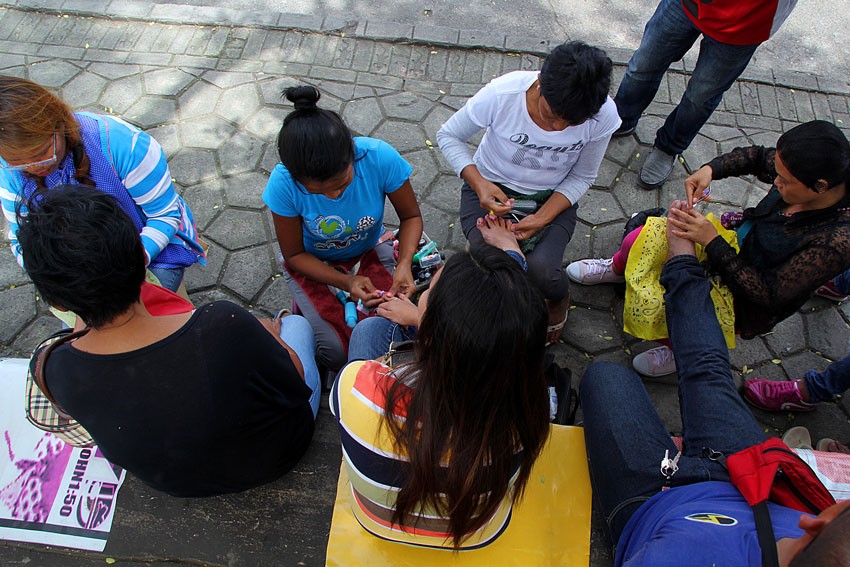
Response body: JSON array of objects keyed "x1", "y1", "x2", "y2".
[{"x1": 436, "y1": 41, "x2": 620, "y2": 345}]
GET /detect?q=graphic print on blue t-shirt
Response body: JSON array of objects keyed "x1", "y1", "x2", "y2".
[{"x1": 310, "y1": 214, "x2": 376, "y2": 251}]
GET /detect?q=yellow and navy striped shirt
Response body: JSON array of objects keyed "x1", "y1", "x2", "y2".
[{"x1": 330, "y1": 360, "x2": 520, "y2": 549}]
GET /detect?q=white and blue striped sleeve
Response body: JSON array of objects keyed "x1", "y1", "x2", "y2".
[
  {"x1": 0, "y1": 169, "x2": 25, "y2": 267},
  {"x1": 102, "y1": 115, "x2": 181, "y2": 265}
]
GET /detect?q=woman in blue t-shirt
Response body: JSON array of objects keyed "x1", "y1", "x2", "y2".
[{"x1": 263, "y1": 86, "x2": 423, "y2": 371}]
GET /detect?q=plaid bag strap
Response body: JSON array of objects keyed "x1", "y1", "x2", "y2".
[{"x1": 32, "y1": 328, "x2": 90, "y2": 419}]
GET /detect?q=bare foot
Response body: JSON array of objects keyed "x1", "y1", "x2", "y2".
[
  {"x1": 545, "y1": 294, "x2": 570, "y2": 346},
  {"x1": 477, "y1": 215, "x2": 523, "y2": 256},
  {"x1": 666, "y1": 200, "x2": 696, "y2": 259}
]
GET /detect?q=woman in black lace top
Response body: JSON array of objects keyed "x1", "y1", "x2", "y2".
[
  {"x1": 671, "y1": 120, "x2": 850, "y2": 338},
  {"x1": 567, "y1": 120, "x2": 850, "y2": 376}
]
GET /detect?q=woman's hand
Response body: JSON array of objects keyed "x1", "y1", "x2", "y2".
[
  {"x1": 684, "y1": 165, "x2": 713, "y2": 208},
  {"x1": 512, "y1": 213, "x2": 545, "y2": 241},
  {"x1": 389, "y1": 263, "x2": 415, "y2": 296},
  {"x1": 376, "y1": 293, "x2": 420, "y2": 327},
  {"x1": 474, "y1": 179, "x2": 514, "y2": 216},
  {"x1": 667, "y1": 205, "x2": 719, "y2": 246},
  {"x1": 348, "y1": 275, "x2": 382, "y2": 306}
]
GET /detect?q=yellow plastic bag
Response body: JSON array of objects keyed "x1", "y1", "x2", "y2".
[
  {"x1": 326, "y1": 425, "x2": 592, "y2": 567},
  {"x1": 623, "y1": 214, "x2": 738, "y2": 348}
]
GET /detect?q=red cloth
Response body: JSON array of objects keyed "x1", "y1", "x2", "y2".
[
  {"x1": 681, "y1": 0, "x2": 789, "y2": 45},
  {"x1": 285, "y1": 249, "x2": 393, "y2": 349},
  {"x1": 141, "y1": 282, "x2": 194, "y2": 316},
  {"x1": 726, "y1": 437, "x2": 835, "y2": 513}
]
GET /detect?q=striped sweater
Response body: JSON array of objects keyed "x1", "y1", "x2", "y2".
[
  {"x1": 1, "y1": 112, "x2": 204, "y2": 270},
  {"x1": 331, "y1": 360, "x2": 520, "y2": 549}
]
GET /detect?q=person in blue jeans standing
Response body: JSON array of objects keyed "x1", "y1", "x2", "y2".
[
  {"x1": 581, "y1": 205, "x2": 850, "y2": 565},
  {"x1": 615, "y1": 0, "x2": 797, "y2": 189}
]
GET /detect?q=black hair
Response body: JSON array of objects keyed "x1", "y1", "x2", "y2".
[
  {"x1": 276, "y1": 85, "x2": 355, "y2": 183},
  {"x1": 539, "y1": 41, "x2": 613, "y2": 124},
  {"x1": 776, "y1": 120, "x2": 850, "y2": 190},
  {"x1": 16, "y1": 185, "x2": 146, "y2": 328},
  {"x1": 383, "y1": 245, "x2": 550, "y2": 549}
]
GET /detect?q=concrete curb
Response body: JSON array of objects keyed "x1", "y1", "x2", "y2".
[{"x1": 2, "y1": 0, "x2": 849, "y2": 96}]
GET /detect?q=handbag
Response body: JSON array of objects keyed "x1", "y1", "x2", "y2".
[
  {"x1": 25, "y1": 328, "x2": 95, "y2": 447},
  {"x1": 381, "y1": 340, "x2": 416, "y2": 368}
]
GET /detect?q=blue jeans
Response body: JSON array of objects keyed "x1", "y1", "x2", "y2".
[
  {"x1": 149, "y1": 266, "x2": 185, "y2": 293},
  {"x1": 347, "y1": 315, "x2": 417, "y2": 362},
  {"x1": 285, "y1": 239, "x2": 397, "y2": 372},
  {"x1": 580, "y1": 255, "x2": 765, "y2": 547},
  {"x1": 803, "y1": 352, "x2": 850, "y2": 403},
  {"x1": 279, "y1": 314, "x2": 321, "y2": 418},
  {"x1": 614, "y1": 0, "x2": 760, "y2": 154}
]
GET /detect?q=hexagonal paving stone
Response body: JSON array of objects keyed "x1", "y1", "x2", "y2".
[
  {"x1": 342, "y1": 97, "x2": 382, "y2": 137},
  {"x1": 100, "y1": 74, "x2": 143, "y2": 115},
  {"x1": 422, "y1": 105, "x2": 455, "y2": 140},
  {"x1": 221, "y1": 247, "x2": 274, "y2": 301},
  {"x1": 404, "y1": 148, "x2": 439, "y2": 194},
  {"x1": 562, "y1": 306, "x2": 623, "y2": 354},
  {"x1": 576, "y1": 190, "x2": 624, "y2": 225},
  {"x1": 763, "y1": 313, "x2": 807, "y2": 356},
  {"x1": 144, "y1": 68, "x2": 196, "y2": 96},
  {"x1": 422, "y1": 173, "x2": 461, "y2": 215},
  {"x1": 89, "y1": 62, "x2": 142, "y2": 80},
  {"x1": 682, "y1": 133, "x2": 719, "y2": 171},
  {"x1": 806, "y1": 307, "x2": 850, "y2": 361},
  {"x1": 179, "y1": 116, "x2": 236, "y2": 149},
  {"x1": 604, "y1": 135, "x2": 640, "y2": 166},
  {"x1": 219, "y1": 131, "x2": 265, "y2": 176},
  {"x1": 258, "y1": 76, "x2": 302, "y2": 105},
  {"x1": 168, "y1": 148, "x2": 218, "y2": 186},
  {"x1": 202, "y1": 71, "x2": 257, "y2": 89},
  {"x1": 205, "y1": 208, "x2": 268, "y2": 250},
  {"x1": 184, "y1": 240, "x2": 226, "y2": 292},
  {"x1": 181, "y1": 178, "x2": 224, "y2": 230},
  {"x1": 0, "y1": 284, "x2": 36, "y2": 344},
  {"x1": 380, "y1": 93, "x2": 432, "y2": 122},
  {"x1": 593, "y1": 158, "x2": 621, "y2": 190},
  {"x1": 125, "y1": 96, "x2": 178, "y2": 128},
  {"x1": 729, "y1": 335, "x2": 774, "y2": 370},
  {"x1": 0, "y1": 249, "x2": 30, "y2": 288},
  {"x1": 61, "y1": 71, "x2": 108, "y2": 108},
  {"x1": 11, "y1": 315, "x2": 64, "y2": 356},
  {"x1": 244, "y1": 107, "x2": 287, "y2": 142},
  {"x1": 146, "y1": 123, "x2": 181, "y2": 158},
  {"x1": 223, "y1": 172, "x2": 268, "y2": 209},
  {"x1": 216, "y1": 82, "x2": 262, "y2": 124},
  {"x1": 373, "y1": 121, "x2": 427, "y2": 153},
  {"x1": 260, "y1": 144, "x2": 280, "y2": 173},
  {"x1": 178, "y1": 80, "x2": 222, "y2": 120},
  {"x1": 27, "y1": 60, "x2": 80, "y2": 87},
  {"x1": 257, "y1": 273, "x2": 293, "y2": 313}
]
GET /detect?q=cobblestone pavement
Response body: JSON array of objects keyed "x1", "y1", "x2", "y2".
[{"x1": 2, "y1": 3, "x2": 850, "y2": 566}]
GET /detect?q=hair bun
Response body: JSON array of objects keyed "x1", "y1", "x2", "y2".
[{"x1": 284, "y1": 85, "x2": 321, "y2": 111}]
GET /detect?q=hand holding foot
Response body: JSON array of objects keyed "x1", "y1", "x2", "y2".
[{"x1": 477, "y1": 215, "x2": 524, "y2": 257}]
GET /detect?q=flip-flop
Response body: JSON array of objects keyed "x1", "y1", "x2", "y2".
[
  {"x1": 273, "y1": 308, "x2": 292, "y2": 322},
  {"x1": 545, "y1": 310, "x2": 569, "y2": 347},
  {"x1": 817, "y1": 438, "x2": 850, "y2": 453},
  {"x1": 782, "y1": 426, "x2": 813, "y2": 450}
]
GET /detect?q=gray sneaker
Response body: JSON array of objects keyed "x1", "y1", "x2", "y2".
[{"x1": 638, "y1": 146, "x2": 677, "y2": 190}]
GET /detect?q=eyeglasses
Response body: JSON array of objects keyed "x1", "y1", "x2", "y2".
[{"x1": 0, "y1": 134, "x2": 58, "y2": 171}]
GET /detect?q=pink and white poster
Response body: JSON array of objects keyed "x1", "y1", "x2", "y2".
[{"x1": 0, "y1": 358, "x2": 125, "y2": 551}]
